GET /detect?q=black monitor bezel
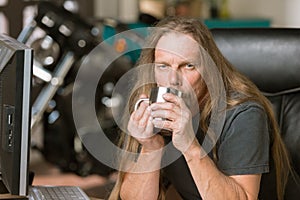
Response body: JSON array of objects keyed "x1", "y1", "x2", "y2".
[{"x1": 0, "y1": 34, "x2": 32, "y2": 197}]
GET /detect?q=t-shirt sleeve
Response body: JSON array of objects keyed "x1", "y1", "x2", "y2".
[{"x1": 217, "y1": 103, "x2": 270, "y2": 175}]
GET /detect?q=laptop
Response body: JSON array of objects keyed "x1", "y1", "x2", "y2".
[{"x1": 28, "y1": 185, "x2": 90, "y2": 200}]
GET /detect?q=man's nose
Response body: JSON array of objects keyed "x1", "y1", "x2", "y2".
[{"x1": 169, "y1": 69, "x2": 182, "y2": 86}]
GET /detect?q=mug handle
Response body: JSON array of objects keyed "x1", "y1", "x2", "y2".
[{"x1": 134, "y1": 98, "x2": 149, "y2": 111}]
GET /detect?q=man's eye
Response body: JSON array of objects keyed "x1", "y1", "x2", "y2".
[
  {"x1": 185, "y1": 63, "x2": 195, "y2": 69},
  {"x1": 156, "y1": 64, "x2": 168, "y2": 70}
]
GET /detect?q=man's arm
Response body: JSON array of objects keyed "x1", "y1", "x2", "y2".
[
  {"x1": 184, "y1": 141, "x2": 261, "y2": 200},
  {"x1": 120, "y1": 147, "x2": 163, "y2": 200},
  {"x1": 120, "y1": 170, "x2": 161, "y2": 200}
]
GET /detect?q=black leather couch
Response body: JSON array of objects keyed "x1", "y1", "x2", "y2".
[{"x1": 211, "y1": 28, "x2": 300, "y2": 200}]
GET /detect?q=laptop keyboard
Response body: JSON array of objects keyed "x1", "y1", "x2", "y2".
[{"x1": 29, "y1": 185, "x2": 90, "y2": 200}]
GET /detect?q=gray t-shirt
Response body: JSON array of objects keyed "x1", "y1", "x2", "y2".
[{"x1": 162, "y1": 101, "x2": 271, "y2": 200}]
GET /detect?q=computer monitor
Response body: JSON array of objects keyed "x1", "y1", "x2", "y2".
[{"x1": 0, "y1": 34, "x2": 32, "y2": 197}]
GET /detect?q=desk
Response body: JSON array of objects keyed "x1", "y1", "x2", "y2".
[{"x1": 0, "y1": 194, "x2": 28, "y2": 199}]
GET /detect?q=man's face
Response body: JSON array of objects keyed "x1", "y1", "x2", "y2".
[{"x1": 154, "y1": 32, "x2": 204, "y2": 104}]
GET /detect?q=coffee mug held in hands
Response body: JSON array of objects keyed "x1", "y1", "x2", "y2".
[
  {"x1": 134, "y1": 87, "x2": 182, "y2": 111},
  {"x1": 134, "y1": 87, "x2": 183, "y2": 135}
]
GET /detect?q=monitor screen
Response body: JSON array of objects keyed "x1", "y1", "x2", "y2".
[{"x1": 0, "y1": 34, "x2": 32, "y2": 197}]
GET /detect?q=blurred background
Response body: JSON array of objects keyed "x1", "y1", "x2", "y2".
[
  {"x1": 0, "y1": 0, "x2": 300, "y2": 199},
  {"x1": 2, "y1": 0, "x2": 300, "y2": 39}
]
